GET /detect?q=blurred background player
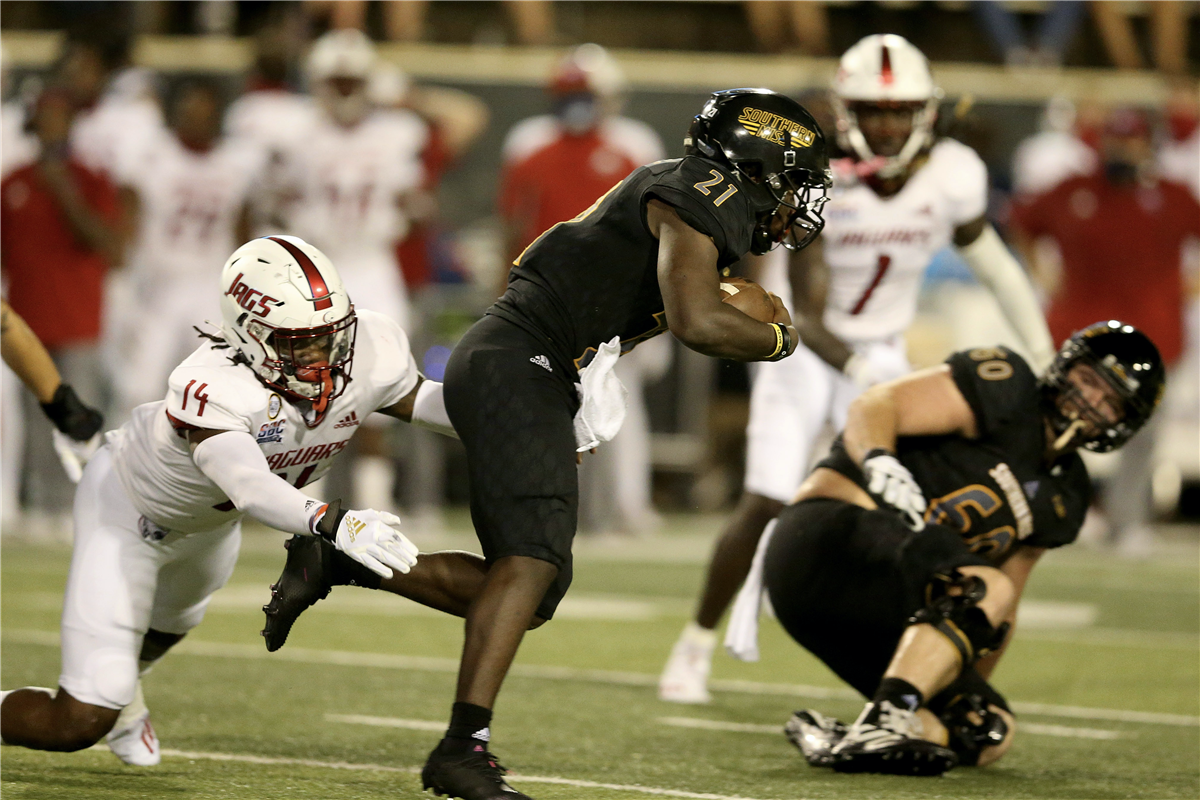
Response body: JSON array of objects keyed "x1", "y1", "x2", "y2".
[
  {"x1": 1011, "y1": 106, "x2": 1200, "y2": 554},
  {"x1": 277, "y1": 29, "x2": 428, "y2": 514},
  {"x1": 498, "y1": 44, "x2": 670, "y2": 536},
  {"x1": 223, "y1": 16, "x2": 317, "y2": 237},
  {"x1": 112, "y1": 78, "x2": 267, "y2": 420},
  {"x1": 660, "y1": 33, "x2": 1056, "y2": 704},
  {"x1": 0, "y1": 88, "x2": 123, "y2": 539}
]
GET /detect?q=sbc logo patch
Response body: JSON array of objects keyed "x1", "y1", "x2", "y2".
[{"x1": 256, "y1": 419, "x2": 286, "y2": 444}]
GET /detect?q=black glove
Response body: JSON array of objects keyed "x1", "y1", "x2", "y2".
[{"x1": 41, "y1": 383, "x2": 103, "y2": 441}]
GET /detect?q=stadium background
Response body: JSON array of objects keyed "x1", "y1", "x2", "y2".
[{"x1": 1, "y1": 2, "x2": 1197, "y2": 799}]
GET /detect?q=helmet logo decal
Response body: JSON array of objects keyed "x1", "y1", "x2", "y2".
[
  {"x1": 224, "y1": 271, "x2": 281, "y2": 318},
  {"x1": 268, "y1": 236, "x2": 334, "y2": 311},
  {"x1": 737, "y1": 108, "x2": 815, "y2": 149},
  {"x1": 880, "y1": 43, "x2": 894, "y2": 85}
]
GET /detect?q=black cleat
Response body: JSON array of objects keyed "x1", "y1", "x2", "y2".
[
  {"x1": 421, "y1": 742, "x2": 533, "y2": 800},
  {"x1": 830, "y1": 701, "x2": 957, "y2": 777},
  {"x1": 261, "y1": 534, "x2": 335, "y2": 652},
  {"x1": 784, "y1": 709, "x2": 848, "y2": 767}
]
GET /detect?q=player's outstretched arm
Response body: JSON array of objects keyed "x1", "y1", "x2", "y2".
[
  {"x1": 1, "y1": 300, "x2": 105, "y2": 481},
  {"x1": 650, "y1": 200, "x2": 797, "y2": 362},
  {"x1": 954, "y1": 217, "x2": 1056, "y2": 372},
  {"x1": 189, "y1": 429, "x2": 419, "y2": 578},
  {"x1": 377, "y1": 375, "x2": 458, "y2": 439}
]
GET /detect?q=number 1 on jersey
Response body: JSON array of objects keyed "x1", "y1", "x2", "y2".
[{"x1": 850, "y1": 254, "x2": 891, "y2": 315}]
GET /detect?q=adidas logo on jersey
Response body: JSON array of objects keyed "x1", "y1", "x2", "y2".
[
  {"x1": 530, "y1": 355, "x2": 552, "y2": 372},
  {"x1": 333, "y1": 411, "x2": 360, "y2": 429}
]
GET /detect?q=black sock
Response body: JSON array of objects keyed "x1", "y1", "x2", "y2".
[
  {"x1": 872, "y1": 677, "x2": 924, "y2": 712},
  {"x1": 328, "y1": 546, "x2": 383, "y2": 590},
  {"x1": 440, "y1": 702, "x2": 493, "y2": 751}
]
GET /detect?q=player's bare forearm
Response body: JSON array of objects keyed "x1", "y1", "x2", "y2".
[
  {"x1": 39, "y1": 159, "x2": 124, "y2": 265},
  {"x1": 379, "y1": 376, "x2": 423, "y2": 423},
  {"x1": 651, "y1": 200, "x2": 795, "y2": 361},
  {"x1": 845, "y1": 366, "x2": 980, "y2": 464},
  {"x1": 0, "y1": 300, "x2": 63, "y2": 403},
  {"x1": 789, "y1": 237, "x2": 853, "y2": 370}
]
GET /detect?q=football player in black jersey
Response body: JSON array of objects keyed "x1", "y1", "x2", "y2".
[
  {"x1": 259, "y1": 89, "x2": 831, "y2": 799},
  {"x1": 742, "y1": 321, "x2": 1163, "y2": 776}
]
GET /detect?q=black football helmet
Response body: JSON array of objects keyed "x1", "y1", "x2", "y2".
[
  {"x1": 1041, "y1": 320, "x2": 1166, "y2": 453},
  {"x1": 684, "y1": 88, "x2": 831, "y2": 255}
]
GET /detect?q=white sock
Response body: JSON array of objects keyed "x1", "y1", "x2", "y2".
[{"x1": 681, "y1": 621, "x2": 718, "y2": 650}]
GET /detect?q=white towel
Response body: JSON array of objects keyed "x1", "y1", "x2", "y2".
[
  {"x1": 723, "y1": 518, "x2": 778, "y2": 662},
  {"x1": 573, "y1": 336, "x2": 629, "y2": 452}
]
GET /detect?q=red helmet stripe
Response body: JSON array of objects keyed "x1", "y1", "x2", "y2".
[
  {"x1": 268, "y1": 237, "x2": 333, "y2": 311},
  {"x1": 880, "y1": 43, "x2": 894, "y2": 85}
]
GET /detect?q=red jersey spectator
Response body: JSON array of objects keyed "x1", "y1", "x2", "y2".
[
  {"x1": 1011, "y1": 106, "x2": 1200, "y2": 554},
  {"x1": 1011, "y1": 109, "x2": 1199, "y2": 366},
  {"x1": 0, "y1": 89, "x2": 122, "y2": 527}
]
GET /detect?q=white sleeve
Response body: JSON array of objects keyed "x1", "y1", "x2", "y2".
[
  {"x1": 940, "y1": 140, "x2": 989, "y2": 226},
  {"x1": 411, "y1": 380, "x2": 458, "y2": 439},
  {"x1": 957, "y1": 224, "x2": 1057, "y2": 372},
  {"x1": 192, "y1": 431, "x2": 327, "y2": 535}
]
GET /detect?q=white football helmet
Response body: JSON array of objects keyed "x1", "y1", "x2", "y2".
[
  {"x1": 307, "y1": 29, "x2": 376, "y2": 125},
  {"x1": 219, "y1": 236, "x2": 356, "y2": 426},
  {"x1": 832, "y1": 34, "x2": 940, "y2": 179}
]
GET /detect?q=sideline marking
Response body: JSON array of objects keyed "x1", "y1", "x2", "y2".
[
  {"x1": 657, "y1": 717, "x2": 1129, "y2": 740},
  {"x1": 6, "y1": 629, "x2": 1196, "y2": 728},
  {"x1": 149, "y1": 747, "x2": 776, "y2": 800}
]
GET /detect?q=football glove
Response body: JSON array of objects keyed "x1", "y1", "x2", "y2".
[
  {"x1": 314, "y1": 501, "x2": 418, "y2": 579},
  {"x1": 51, "y1": 429, "x2": 103, "y2": 484},
  {"x1": 862, "y1": 449, "x2": 927, "y2": 531},
  {"x1": 41, "y1": 383, "x2": 104, "y2": 441}
]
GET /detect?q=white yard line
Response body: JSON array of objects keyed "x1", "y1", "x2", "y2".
[
  {"x1": 6, "y1": 628, "x2": 1197, "y2": 728},
  {"x1": 151, "y1": 747, "x2": 778, "y2": 800},
  {"x1": 325, "y1": 713, "x2": 445, "y2": 731},
  {"x1": 657, "y1": 716, "x2": 1130, "y2": 740}
]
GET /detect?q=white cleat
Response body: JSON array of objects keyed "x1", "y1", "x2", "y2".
[
  {"x1": 657, "y1": 624, "x2": 716, "y2": 704},
  {"x1": 105, "y1": 681, "x2": 160, "y2": 766}
]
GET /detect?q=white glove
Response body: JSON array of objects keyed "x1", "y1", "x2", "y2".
[
  {"x1": 842, "y1": 353, "x2": 890, "y2": 390},
  {"x1": 329, "y1": 508, "x2": 419, "y2": 579},
  {"x1": 51, "y1": 429, "x2": 102, "y2": 484},
  {"x1": 862, "y1": 450, "x2": 927, "y2": 531}
]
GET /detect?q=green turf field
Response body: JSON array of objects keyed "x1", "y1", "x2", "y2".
[{"x1": 3, "y1": 513, "x2": 1198, "y2": 800}]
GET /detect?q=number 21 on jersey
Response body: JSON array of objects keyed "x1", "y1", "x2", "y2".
[{"x1": 693, "y1": 170, "x2": 739, "y2": 207}]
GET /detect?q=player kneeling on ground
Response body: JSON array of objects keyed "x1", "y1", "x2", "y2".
[
  {"x1": 726, "y1": 321, "x2": 1163, "y2": 775},
  {"x1": 0, "y1": 236, "x2": 466, "y2": 765}
]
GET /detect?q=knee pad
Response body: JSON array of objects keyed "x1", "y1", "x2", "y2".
[
  {"x1": 928, "y1": 669, "x2": 1011, "y2": 766},
  {"x1": 908, "y1": 570, "x2": 1010, "y2": 667}
]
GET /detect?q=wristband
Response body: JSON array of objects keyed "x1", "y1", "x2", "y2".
[
  {"x1": 41, "y1": 384, "x2": 104, "y2": 441},
  {"x1": 312, "y1": 499, "x2": 347, "y2": 542},
  {"x1": 765, "y1": 323, "x2": 792, "y2": 362},
  {"x1": 862, "y1": 447, "x2": 895, "y2": 465}
]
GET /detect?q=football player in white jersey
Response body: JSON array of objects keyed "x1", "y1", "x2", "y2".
[
  {"x1": 660, "y1": 34, "x2": 1056, "y2": 704},
  {"x1": 114, "y1": 79, "x2": 268, "y2": 418},
  {"x1": 0, "y1": 236, "x2": 473, "y2": 767}
]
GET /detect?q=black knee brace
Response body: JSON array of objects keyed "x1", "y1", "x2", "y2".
[
  {"x1": 928, "y1": 669, "x2": 1011, "y2": 766},
  {"x1": 908, "y1": 570, "x2": 1010, "y2": 666}
]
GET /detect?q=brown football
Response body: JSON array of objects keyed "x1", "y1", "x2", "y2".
[{"x1": 719, "y1": 277, "x2": 776, "y2": 323}]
